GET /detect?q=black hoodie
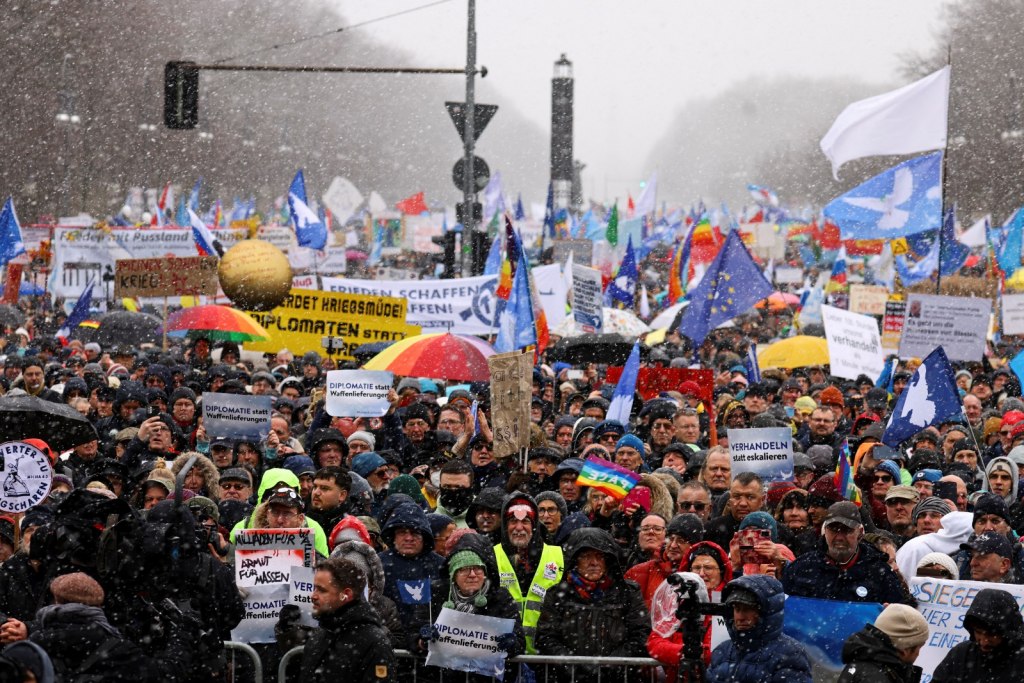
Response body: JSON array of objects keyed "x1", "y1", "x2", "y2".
[
  {"x1": 932, "y1": 588, "x2": 1024, "y2": 683},
  {"x1": 838, "y1": 624, "x2": 921, "y2": 683}
]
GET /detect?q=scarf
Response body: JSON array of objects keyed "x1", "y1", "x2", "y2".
[
  {"x1": 448, "y1": 578, "x2": 491, "y2": 613},
  {"x1": 568, "y1": 569, "x2": 613, "y2": 602}
]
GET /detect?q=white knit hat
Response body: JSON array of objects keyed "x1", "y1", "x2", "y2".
[{"x1": 916, "y1": 552, "x2": 959, "y2": 580}]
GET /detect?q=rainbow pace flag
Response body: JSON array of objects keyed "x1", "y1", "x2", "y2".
[
  {"x1": 577, "y1": 456, "x2": 642, "y2": 500},
  {"x1": 834, "y1": 438, "x2": 861, "y2": 506},
  {"x1": 495, "y1": 216, "x2": 521, "y2": 301}
]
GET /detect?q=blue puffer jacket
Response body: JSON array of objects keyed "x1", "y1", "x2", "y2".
[{"x1": 706, "y1": 575, "x2": 813, "y2": 683}]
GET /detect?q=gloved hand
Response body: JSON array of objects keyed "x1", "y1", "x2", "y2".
[
  {"x1": 419, "y1": 625, "x2": 440, "y2": 642},
  {"x1": 495, "y1": 632, "x2": 518, "y2": 653}
]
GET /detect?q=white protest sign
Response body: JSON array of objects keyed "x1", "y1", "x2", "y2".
[
  {"x1": 202, "y1": 393, "x2": 273, "y2": 441},
  {"x1": 322, "y1": 176, "x2": 364, "y2": 225},
  {"x1": 0, "y1": 441, "x2": 52, "y2": 513},
  {"x1": 899, "y1": 294, "x2": 991, "y2": 361},
  {"x1": 532, "y1": 263, "x2": 568, "y2": 331},
  {"x1": 571, "y1": 264, "x2": 604, "y2": 333},
  {"x1": 909, "y1": 577, "x2": 1024, "y2": 680},
  {"x1": 425, "y1": 607, "x2": 515, "y2": 681},
  {"x1": 231, "y1": 529, "x2": 315, "y2": 643},
  {"x1": 325, "y1": 370, "x2": 394, "y2": 417},
  {"x1": 726, "y1": 427, "x2": 794, "y2": 482},
  {"x1": 287, "y1": 565, "x2": 317, "y2": 628},
  {"x1": 822, "y1": 304, "x2": 885, "y2": 382},
  {"x1": 1003, "y1": 293, "x2": 1024, "y2": 336},
  {"x1": 774, "y1": 266, "x2": 804, "y2": 285}
]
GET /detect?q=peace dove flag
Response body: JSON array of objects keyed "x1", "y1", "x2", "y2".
[
  {"x1": 882, "y1": 346, "x2": 961, "y2": 447},
  {"x1": 821, "y1": 66, "x2": 950, "y2": 179}
]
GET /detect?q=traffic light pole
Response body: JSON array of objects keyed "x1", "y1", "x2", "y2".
[{"x1": 461, "y1": 0, "x2": 478, "y2": 277}]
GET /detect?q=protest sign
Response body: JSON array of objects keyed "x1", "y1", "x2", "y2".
[
  {"x1": 232, "y1": 529, "x2": 315, "y2": 643},
  {"x1": 246, "y1": 289, "x2": 420, "y2": 360},
  {"x1": 114, "y1": 256, "x2": 219, "y2": 298},
  {"x1": 1002, "y1": 293, "x2": 1024, "y2": 336},
  {"x1": 425, "y1": 607, "x2": 515, "y2": 681},
  {"x1": 552, "y1": 239, "x2": 593, "y2": 266},
  {"x1": 487, "y1": 351, "x2": 532, "y2": 460},
  {"x1": 202, "y1": 393, "x2": 273, "y2": 441},
  {"x1": 899, "y1": 294, "x2": 991, "y2": 361},
  {"x1": 727, "y1": 427, "x2": 794, "y2": 482},
  {"x1": 848, "y1": 284, "x2": 890, "y2": 316},
  {"x1": 325, "y1": 370, "x2": 394, "y2": 417},
  {"x1": 286, "y1": 565, "x2": 317, "y2": 628},
  {"x1": 571, "y1": 264, "x2": 603, "y2": 333},
  {"x1": 0, "y1": 441, "x2": 52, "y2": 513},
  {"x1": 909, "y1": 577, "x2": 1024, "y2": 679},
  {"x1": 821, "y1": 304, "x2": 885, "y2": 381},
  {"x1": 531, "y1": 263, "x2": 568, "y2": 330},
  {"x1": 881, "y1": 299, "x2": 906, "y2": 355},
  {"x1": 774, "y1": 266, "x2": 804, "y2": 285}
]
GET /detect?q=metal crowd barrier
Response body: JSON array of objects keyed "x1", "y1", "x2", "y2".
[
  {"x1": 277, "y1": 646, "x2": 662, "y2": 683},
  {"x1": 223, "y1": 640, "x2": 263, "y2": 683}
]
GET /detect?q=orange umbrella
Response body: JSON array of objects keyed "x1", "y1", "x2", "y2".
[{"x1": 755, "y1": 292, "x2": 800, "y2": 311}]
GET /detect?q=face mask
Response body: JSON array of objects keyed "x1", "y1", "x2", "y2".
[{"x1": 440, "y1": 487, "x2": 474, "y2": 515}]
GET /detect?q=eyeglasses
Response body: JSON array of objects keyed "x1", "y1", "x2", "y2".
[
  {"x1": 639, "y1": 525, "x2": 665, "y2": 533},
  {"x1": 651, "y1": 423, "x2": 673, "y2": 431},
  {"x1": 473, "y1": 443, "x2": 493, "y2": 452},
  {"x1": 679, "y1": 501, "x2": 707, "y2": 512},
  {"x1": 537, "y1": 507, "x2": 560, "y2": 516},
  {"x1": 665, "y1": 535, "x2": 689, "y2": 547},
  {"x1": 456, "y1": 566, "x2": 485, "y2": 575},
  {"x1": 221, "y1": 482, "x2": 249, "y2": 491},
  {"x1": 439, "y1": 418, "x2": 463, "y2": 426}
]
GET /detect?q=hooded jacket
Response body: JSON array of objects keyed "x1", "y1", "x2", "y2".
[
  {"x1": 982, "y1": 456, "x2": 1019, "y2": 507},
  {"x1": 465, "y1": 487, "x2": 506, "y2": 543},
  {"x1": 837, "y1": 623, "x2": 922, "y2": 683},
  {"x1": 894, "y1": 511, "x2": 974, "y2": 580},
  {"x1": 706, "y1": 575, "x2": 813, "y2": 683},
  {"x1": 932, "y1": 587, "x2": 1024, "y2": 683},
  {"x1": 781, "y1": 540, "x2": 911, "y2": 605},
  {"x1": 680, "y1": 541, "x2": 734, "y2": 592},
  {"x1": 299, "y1": 597, "x2": 396, "y2": 683},
  {"x1": 229, "y1": 467, "x2": 329, "y2": 556},
  {"x1": 534, "y1": 528, "x2": 649, "y2": 682},
  {"x1": 330, "y1": 540, "x2": 404, "y2": 649}
]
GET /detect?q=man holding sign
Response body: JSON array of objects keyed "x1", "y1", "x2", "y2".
[{"x1": 302, "y1": 556, "x2": 396, "y2": 682}]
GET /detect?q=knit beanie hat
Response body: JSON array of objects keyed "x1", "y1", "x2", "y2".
[
  {"x1": 972, "y1": 493, "x2": 1010, "y2": 524},
  {"x1": 535, "y1": 491, "x2": 568, "y2": 519},
  {"x1": 874, "y1": 604, "x2": 930, "y2": 650},
  {"x1": 875, "y1": 459, "x2": 902, "y2": 483},
  {"x1": 347, "y1": 430, "x2": 376, "y2": 450},
  {"x1": 738, "y1": 511, "x2": 778, "y2": 542},
  {"x1": 448, "y1": 549, "x2": 486, "y2": 579},
  {"x1": 917, "y1": 552, "x2": 960, "y2": 580},
  {"x1": 616, "y1": 433, "x2": 644, "y2": 452},
  {"x1": 912, "y1": 496, "x2": 952, "y2": 522}
]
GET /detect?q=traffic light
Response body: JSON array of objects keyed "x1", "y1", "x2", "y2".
[
  {"x1": 455, "y1": 201, "x2": 482, "y2": 227},
  {"x1": 431, "y1": 232, "x2": 457, "y2": 279},
  {"x1": 164, "y1": 61, "x2": 200, "y2": 129}
]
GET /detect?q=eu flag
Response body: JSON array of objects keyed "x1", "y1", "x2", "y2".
[
  {"x1": 676, "y1": 230, "x2": 773, "y2": 347},
  {"x1": 0, "y1": 198, "x2": 25, "y2": 265},
  {"x1": 939, "y1": 204, "x2": 968, "y2": 276}
]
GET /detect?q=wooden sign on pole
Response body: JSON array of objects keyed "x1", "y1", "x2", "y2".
[
  {"x1": 114, "y1": 256, "x2": 219, "y2": 298},
  {"x1": 487, "y1": 350, "x2": 533, "y2": 460}
]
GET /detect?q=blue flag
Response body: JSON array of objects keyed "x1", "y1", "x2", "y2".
[
  {"x1": 367, "y1": 222, "x2": 383, "y2": 267},
  {"x1": 875, "y1": 356, "x2": 898, "y2": 393},
  {"x1": 882, "y1": 346, "x2": 961, "y2": 447},
  {"x1": 188, "y1": 178, "x2": 202, "y2": 212},
  {"x1": 543, "y1": 182, "x2": 555, "y2": 237},
  {"x1": 677, "y1": 230, "x2": 773, "y2": 347},
  {"x1": 606, "y1": 235, "x2": 638, "y2": 307},
  {"x1": 1010, "y1": 349, "x2": 1024, "y2": 387},
  {"x1": 56, "y1": 278, "x2": 96, "y2": 339},
  {"x1": 998, "y1": 207, "x2": 1024, "y2": 277},
  {"x1": 288, "y1": 170, "x2": 328, "y2": 250},
  {"x1": 894, "y1": 238, "x2": 939, "y2": 286},
  {"x1": 494, "y1": 250, "x2": 536, "y2": 353},
  {"x1": 824, "y1": 151, "x2": 943, "y2": 240},
  {"x1": 0, "y1": 198, "x2": 26, "y2": 265},
  {"x1": 483, "y1": 234, "x2": 503, "y2": 276},
  {"x1": 745, "y1": 343, "x2": 761, "y2": 384},
  {"x1": 515, "y1": 193, "x2": 525, "y2": 221},
  {"x1": 396, "y1": 578, "x2": 431, "y2": 605},
  {"x1": 939, "y1": 204, "x2": 969, "y2": 276},
  {"x1": 606, "y1": 341, "x2": 641, "y2": 426}
]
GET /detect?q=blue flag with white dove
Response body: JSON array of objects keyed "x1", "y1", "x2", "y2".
[
  {"x1": 824, "y1": 151, "x2": 943, "y2": 240},
  {"x1": 939, "y1": 204, "x2": 969, "y2": 276},
  {"x1": 606, "y1": 341, "x2": 641, "y2": 426},
  {"x1": 998, "y1": 207, "x2": 1024, "y2": 277},
  {"x1": 396, "y1": 578, "x2": 431, "y2": 605},
  {"x1": 483, "y1": 234, "x2": 503, "y2": 276},
  {"x1": 0, "y1": 198, "x2": 26, "y2": 265},
  {"x1": 288, "y1": 170, "x2": 328, "y2": 250},
  {"x1": 676, "y1": 230, "x2": 774, "y2": 348},
  {"x1": 606, "y1": 235, "x2": 638, "y2": 307},
  {"x1": 882, "y1": 346, "x2": 961, "y2": 447}
]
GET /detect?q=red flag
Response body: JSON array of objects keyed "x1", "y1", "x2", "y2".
[
  {"x1": 395, "y1": 192, "x2": 429, "y2": 215},
  {"x1": 627, "y1": 194, "x2": 635, "y2": 218}
]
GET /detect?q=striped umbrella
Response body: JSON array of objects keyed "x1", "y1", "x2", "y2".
[
  {"x1": 362, "y1": 333, "x2": 495, "y2": 381},
  {"x1": 163, "y1": 304, "x2": 270, "y2": 342}
]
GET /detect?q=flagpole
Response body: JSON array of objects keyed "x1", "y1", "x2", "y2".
[{"x1": 937, "y1": 43, "x2": 952, "y2": 296}]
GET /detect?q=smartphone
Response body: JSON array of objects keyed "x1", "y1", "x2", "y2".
[
  {"x1": 566, "y1": 370, "x2": 584, "y2": 380},
  {"x1": 933, "y1": 481, "x2": 958, "y2": 501},
  {"x1": 148, "y1": 405, "x2": 160, "y2": 418},
  {"x1": 758, "y1": 529, "x2": 772, "y2": 539}
]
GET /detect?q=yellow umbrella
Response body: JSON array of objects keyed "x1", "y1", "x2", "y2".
[{"x1": 758, "y1": 335, "x2": 830, "y2": 369}]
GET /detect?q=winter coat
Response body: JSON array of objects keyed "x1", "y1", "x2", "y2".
[
  {"x1": 932, "y1": 588, "x2": 1024, "y2": 683},
  {"x1": 837, "y1": 624, "x2": 922, "y2": 683},
  {"x1": 229, "y1": 468, "x2": 330, "y2": 556},
  {"x1": 170, "y1": 452, "x2": 221, "y2": 502},
  {"x1": 330, "y1": 539, "x2": 405, "y2": 649},
  {"x1": 706, "y1": 575, "x2": 813, "y2": 683},
  {"x1": 982, "y1": 457, "x2": 1019, "y2": 508},
  {"x1": 781, "y1": 540, "x2": 912, "y2": 605},
  {"x1": 535, "y1": 528, "x2": 650, "y2": 683},
  {"x1": 0, "y1": 552, "x2": 47, "y2": 622},
  {"x1": 299, "y1": 598, "x2": 397, "y2": 683},
  {"x1": 895, "y1": 511, "x2": 973, "y2": 580},
  {"x1": 625, "y1": 548, "x2": 683, "y2": 608}
]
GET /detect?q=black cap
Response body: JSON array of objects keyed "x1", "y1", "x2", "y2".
[
  {"x1": 666, "y1": 514, "x2": 704, "y2": 543},
  {"x1": 823, "y1": 501, "x2": 862, "y2": 529},
  {"x1": 960, "y1": 532, "x2": 1012, "y2": 559},
  {"x1": 265, "y1": 487, "x2": 304, "y2": 511},
  {"x1": 219, "y1": 467, "x2": 252, "y2": 485}
]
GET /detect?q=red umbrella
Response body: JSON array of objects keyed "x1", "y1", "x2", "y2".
[{"x1": 362, "y1": 333, "x2": 494, "y2": 381}]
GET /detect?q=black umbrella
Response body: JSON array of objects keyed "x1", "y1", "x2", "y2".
[
  {"x1": 93, "y1": 311, "x2": 164, "y2": 347},
  {"x1": 546, "y1": 334, "x2": 650, "y2": 366},
  {"x1": 0, "y1": 305, "x2": 24, "y2": 328},
  {"x1": 352, "y1": 341, "x2": 394, "y2": 363},
  {"x1": 0, "y1": 395, "x2": 99, "y2": 451}
]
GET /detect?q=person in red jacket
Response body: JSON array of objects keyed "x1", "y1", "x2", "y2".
[
  {"x1": 625, "y1": 514, "x2": 704, "y2": 608},
  {"x1": 647, "y1": 541, "x2": 733, "y2": 679}
]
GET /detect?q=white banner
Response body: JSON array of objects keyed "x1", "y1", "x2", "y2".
[
  {"x1": 425, "y1": 607, "x2": 515, "y2": 680},
  {"x1": 202, "y1": 393, "x2": 273, "y2": 441},
  {"x1": 231, "y1": 529, "x2": 315, "y2": 643},
  {"x1": 571, "y1": 264, "x2": 604, "y2": 333},
  {"x1": 532, "y1": 263, "x2": 568, "y2": 331},
  {"x1": 899, "y1": 294, "x2": 991, "y2": 361},
  {"x1": 1003, "y1": 293, "x2": 1024, "y2": 336},
  {"x1": 726, "y1": 427, "x2": 794, "y2": 482},
  {"x1": 286, "y1": 565, "x2": 317, "y2": 628},
  {"x1": 325, "y1": 370, "x2": 393, "y2": 417},
  {"x1": 822, "y1": 304, "x2": 885, "y2": 381},
  {"x1": 322, "y1": 176, "x2": 364, "y2": 225}
]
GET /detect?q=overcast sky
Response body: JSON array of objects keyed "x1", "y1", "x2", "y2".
[{"x1": 336, "y1": 1, "x2": 947, "y2": 200}]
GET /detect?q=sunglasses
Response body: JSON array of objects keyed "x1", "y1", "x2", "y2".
[
  {"x1": 221, "y1": 482, "x2": 249, "y2": 491},
  {"x1": 679, "y1": 501, "x2": 707, "y2": 512},
  {"x1": 873, "y1": 474, "x2": 893, "y2": 483}
]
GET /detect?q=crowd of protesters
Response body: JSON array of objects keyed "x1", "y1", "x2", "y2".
[{"x1": 0, "y1": 302, "x2": 1021, "y2": 682}]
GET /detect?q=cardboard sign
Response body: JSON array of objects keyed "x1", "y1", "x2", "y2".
[
  {"x1": 325, "y1": 370, "x2": 394, "y2": 417},
  {"x1": 726, "y1": 427, "x2": 794, "y2": 482},
  {"x1": 848, "y1": 284, "x2": 890, "y2": 316},
  {"x1": 899, "y1": 294, "x2": 991, "y2": 361},
  {"x1": 571, "y1": 264, "x2": 603, "y2": 333},
  {"x1": 488, "y1": 351, "x2": 533, "y2": 460},
  {"x1": 231, "y1": 529, "x2": 315, "y2": 643},
  {"x1": 246, "y1": 289, "x2": 420, "y2": 360},
  {"x1": 202, "y1": 392, "x2": 273, "y2": 441},
  {"x1": 114, "y1": 256, "x2": 219, "y2": 298},
  {"x1": 1002, "y1": 293, "x2": 1024, "y2": 336},
  {"x1": 821, "y1": 304, "x2": 885, "y2": 381},
  {"x1": 425, "y1": 608, "x2": 516, "y2": 681},
  {"x1": 881, "y1": 300, "x2": 906, "y2": 355}
]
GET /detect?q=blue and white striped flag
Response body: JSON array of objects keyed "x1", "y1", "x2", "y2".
[{"x1": 745, "y1": 344, "x2": 761, "y2": 384}]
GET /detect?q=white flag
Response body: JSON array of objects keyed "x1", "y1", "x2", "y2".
[
  {"x1": 634, "y1": 173, "x2": 658, "y2": 217},
  {"x1": 820, "y1": 66, "x2": 950, "y2": 179},
  {"x1": 367, "y1": 191, "x2": 388, "y2": 215},
  {"x1": 639, "y1": 283, "x2": 651, "y2": 319},
  {"x1": 958, "y1": 214, "x2": 989, "y2": 248}
]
